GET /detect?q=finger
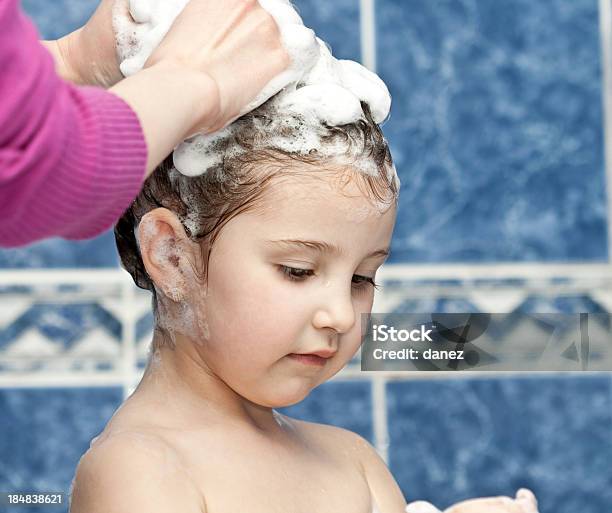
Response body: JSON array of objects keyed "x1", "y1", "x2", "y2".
[
  {"x1": 406, "y1": 501, "x2": 443, "y2": 513},
  {"x1": 515, "y1": 489, "x2": 538, "y2": 513}
]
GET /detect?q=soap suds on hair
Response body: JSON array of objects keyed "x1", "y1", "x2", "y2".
[{"x1": 113, "y1": 0, "x2": 397, "y2": 183}]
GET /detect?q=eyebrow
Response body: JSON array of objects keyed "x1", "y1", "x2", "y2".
[{"x1": 266, "y1": 239, "x2": 390, "y2": 259}]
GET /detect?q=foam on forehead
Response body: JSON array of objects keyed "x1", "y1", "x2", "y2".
[{"x1": 113, "y1": 0, "x2": 397, "y2": 185}]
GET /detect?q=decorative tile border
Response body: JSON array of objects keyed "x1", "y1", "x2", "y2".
[{"x1": 1, "y1": 265, "x2": 611, "y2": 463}]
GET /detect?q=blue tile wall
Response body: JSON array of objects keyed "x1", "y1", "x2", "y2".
[
  {"x1": 0, "y1": 387, "x2": 123, "y2": 513},
  {"x1": 292, "y1": 0, "x2": 361, "y2": 61},
  {"x1": 21, "y1": 0, "x2": 96, "y2": 40},
  {"x1": 387, "y1": 376, "x2": 612, "y2": 512},
  {"x1": 0, "y1": 231, "x2": 120, "y2": 269},
  {"x1": 378, "y1": 0, "x2": 608, "y2": 262}
]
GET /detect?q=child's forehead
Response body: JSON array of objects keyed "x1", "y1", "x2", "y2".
[
  {"x1": 234, "y1": 163, "x2": 398, "y2": 242},
  {"x1": 249, "y1": 173, "x2": 396, "y2": 236},
  {"x1": 259, "y1": 169, "x2": 379, "y2": 211},
  {"x1": 213, "y1": 172, "x2": 396, "y2": 260}
]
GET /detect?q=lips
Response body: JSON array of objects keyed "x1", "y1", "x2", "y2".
[
  {"x1": 287, "y1": 349, "x2": 336, "y2": 366},
  {"x1": 305, "y1": 349, "x2": 337, "y2": 359}
]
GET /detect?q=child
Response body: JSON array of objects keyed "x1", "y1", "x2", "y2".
[
  {"x1": 69, "y1": 97, "x2": 405, "y2": 513},
  {"x1": 67, "y1": 100, "x2": 534, "y2": 513},
  {"x1": 68, "y1": 3, "x2": 536, "y2": 510}
]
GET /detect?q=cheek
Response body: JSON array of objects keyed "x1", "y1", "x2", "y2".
[
  {"x1": 358, "y1": 290, "x2": 375, "y2": 312},
  {"x1": 204, "y1": 263, "x2": 306, "y2": 361}
]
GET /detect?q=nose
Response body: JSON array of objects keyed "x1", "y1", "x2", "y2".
[{"x1": 312, "y1": 281, "x2": 356, "y2": 334}]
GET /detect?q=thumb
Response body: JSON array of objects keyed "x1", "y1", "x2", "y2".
[{"x1": 515, "y1": 488, "x2": 539, "y2": 513}]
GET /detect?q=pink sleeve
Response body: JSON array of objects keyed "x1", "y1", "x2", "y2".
[{"x1": 0, "y1": 0, "x2": 148, "y2": 247}]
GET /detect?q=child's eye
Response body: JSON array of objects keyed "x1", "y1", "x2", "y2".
[
  {"x1": 352, "y1": 274, "x2": 380, "y2": 291},
  {"x1": 278, "y1": 266, "x2": 380, "y2": 290},
  {"x1": 279, "y1": 265, "x2": 315, "y2": 281}
]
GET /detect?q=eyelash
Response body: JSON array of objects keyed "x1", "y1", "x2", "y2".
[{"x1": 278, "y1": 265, "x2": 380, "y2": 290}]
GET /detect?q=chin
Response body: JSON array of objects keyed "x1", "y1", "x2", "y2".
[{"x1": 264, "y1": 383, "x2": 314, "y2": 408}]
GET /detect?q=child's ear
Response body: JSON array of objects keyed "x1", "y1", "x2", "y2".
[{"x1": 138, "y1": 208, "x2": 198, "y2": 302}]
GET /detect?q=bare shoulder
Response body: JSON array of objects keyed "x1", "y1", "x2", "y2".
[
  {"x1": 288, "y1": 417, "x2": 372, "y2": 458},
  {"x1": 70, "y1": 430, "x2": 205, "y2": 513},
  {"x1": 285, "y1": 416, "x2": 407, "y2": 512}
]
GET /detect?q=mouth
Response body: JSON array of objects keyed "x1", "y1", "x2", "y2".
[{"x1": 287, "y1": 352, "x2": 333, "y2": 367}]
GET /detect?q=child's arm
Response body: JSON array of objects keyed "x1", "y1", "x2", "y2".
[
  {"x1": 350, "y1": 432, "x2": 408, "y2": 513},
  {"x1": 69, "y1": 432, "x2": 205, "y2": 513}
]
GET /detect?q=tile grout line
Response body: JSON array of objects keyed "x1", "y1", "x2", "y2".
[
  {"x1": 360, "y1": 0, "x2": 377, "y2": 71},
  {"x1": 599, "y1": 0, "x2": 612, "y2": 264},
  {"x1": 372, "y1": 375, "x2": 390, "y2": 463},
  {"x1": 360, "y1": 0, "x2": 388, "y2": 466}
]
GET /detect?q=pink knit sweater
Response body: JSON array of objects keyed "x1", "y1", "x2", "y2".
[{"x1": 0, "y1": 0, "x2": 147, "y2": 247}]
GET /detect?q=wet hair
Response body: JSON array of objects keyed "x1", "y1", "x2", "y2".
[{"x1": 114, "y1": 101, "x2": 398, "y2": 306}]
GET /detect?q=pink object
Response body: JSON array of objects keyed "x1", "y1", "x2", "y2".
[{"x1": 0, "y1": 0, "x2": 147, "y2": 247}]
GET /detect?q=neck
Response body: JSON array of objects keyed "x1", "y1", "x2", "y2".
[{"x1": 132, "y1": 330, "x2": 288, "y2": 436}]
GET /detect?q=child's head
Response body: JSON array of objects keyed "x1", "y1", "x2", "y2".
[{"x1": 114, "y1": 101, "x2": 398, "y2": 407}]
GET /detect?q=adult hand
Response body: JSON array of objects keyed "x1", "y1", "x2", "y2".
[
  {"x1": 46, "y1": 0, "x2": 291, "y2": 123},
  {"x1": 142, "y1": 0, "x2": 290, "y2": 134},
  {"x1": 44, "y1": 0, "x2": 290, "y2": 173},
  {"x1": 108, "y1": 0, "x2": 289, "y2": 174},
  {"x1": 44, "y1": 0, "x2": 123, "y2": 87}
]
